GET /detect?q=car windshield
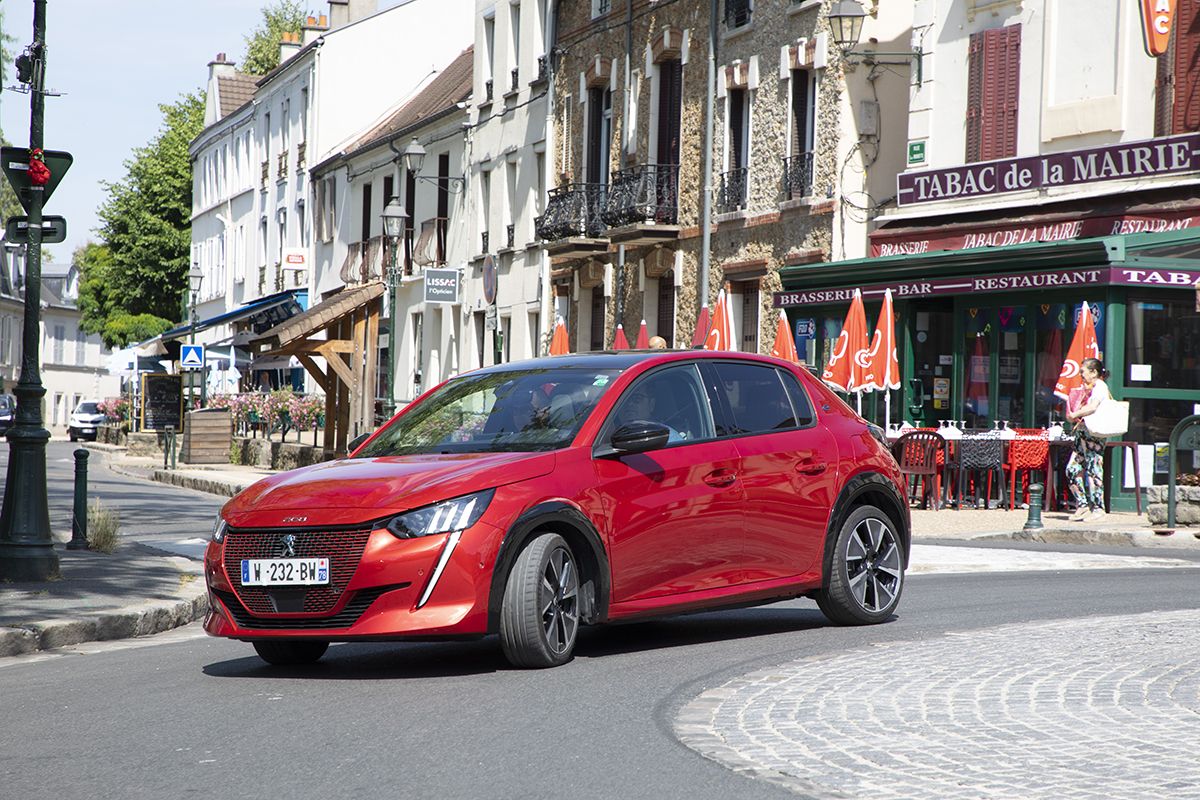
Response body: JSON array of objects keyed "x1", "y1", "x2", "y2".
[
  {"x1": 357, "y1": 367, "x2": 623, "y2": 456},
  {"x1": 76, "y1": 402, "x2": 100, "y2": 414}
]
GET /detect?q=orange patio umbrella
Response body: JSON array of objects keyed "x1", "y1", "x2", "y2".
[
  {"x1": 864, "y1": 288, "x2": 900, "y2": 425},
  {"x1": 704, "y1": 289, "x2": 736, "y2": 351},
  {"x1": 769, "y1": 309, "x2": 799, "y2": 363},
  {"x1": 1054, "y1": 302, "x2": 1100, "y2": 406},
  {"x1": 549, "y1": 317, "x2": 570, "y2": 355},
  {"x1": 823, "y1": 289, "x2": 870, "y2": 405},
  {"x1": 635, "y1": 319, "x2": 649, "y2": 349},
  {"x1": 691, "y1": 305, "x2": 711, "y2": 348},
  {"x1": 612, "y1": 324, "x2": 630, "y2": 350}
]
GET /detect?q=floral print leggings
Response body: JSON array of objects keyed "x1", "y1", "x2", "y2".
[{"x1": 1066, "y1": 433, "x2": 1105, "y2": 512}]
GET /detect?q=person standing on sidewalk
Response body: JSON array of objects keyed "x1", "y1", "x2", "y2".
[{"x1": 1065, "y1": 357, "x2": 1110, "y2": 522}]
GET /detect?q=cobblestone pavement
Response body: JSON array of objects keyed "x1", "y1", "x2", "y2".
[{"x1": 676, "y1": 609, "x2": 1200, "y2": 799}]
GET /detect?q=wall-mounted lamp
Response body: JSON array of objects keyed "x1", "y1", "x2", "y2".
[
  {"x1": 393, "y1": 137, "x2": 466, "y2": 192},
  {"x1": 829, "y1": 0, "x2": 923, "y2": 83}
]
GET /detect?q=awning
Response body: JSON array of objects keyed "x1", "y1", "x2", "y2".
[
  {"x1": 775, "y1": 228, "x2": 1200, "y2": 307},
  {"x1": 252, "y1": 282, "x2": 385, "y2": 353},
  {"x1": 159, "y1": 289, "x2": 307, "y2": 342}
]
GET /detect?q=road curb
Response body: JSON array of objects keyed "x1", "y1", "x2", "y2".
[
  {"x1": 148, "y1": 468, "x2": 252, "y2": 498},
  {"x1": 0, "y1": 590, "x2": 209, "y2": 658}
]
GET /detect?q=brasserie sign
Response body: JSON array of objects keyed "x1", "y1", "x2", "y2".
[{"x1": 897, "y1": 133, "x2": 1200, "y2": 206}]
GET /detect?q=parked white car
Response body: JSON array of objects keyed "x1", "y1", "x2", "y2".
[{"x1": 68, "y1": 400, "x2": 105, "y2": 442}]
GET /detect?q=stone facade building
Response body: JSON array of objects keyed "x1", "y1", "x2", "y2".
[{"x1": 539, "y1": 0, "x2": 912, "y2": 354}]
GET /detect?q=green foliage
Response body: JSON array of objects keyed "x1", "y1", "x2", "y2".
[
  {"x1": 0, "y1": 9, "x2": 23, "y2": 225},
  {"x1": 101, "y1": 312, "x2": 173, "y2": 350},
  {"x1": 75, "y1": 242, "x2": 114, "y2": 336},
  {"x1": 240, "y1": 1, "x2": 307, "y2": 75},
  {"x1": 94, "y1": 91, "x2": 203, "y2": 339}
]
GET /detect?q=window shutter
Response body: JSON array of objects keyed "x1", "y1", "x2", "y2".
[
  {"x1": 1155, "y1": 35, "x2": 1174, "y2": 137},
  {"x1": 976, "y1": 24, "x2": 1020, "y2": 162},
  {"x1": 999, "y1": 24, "x2": 1021, "y2": 159},
  {"x1": 966, "y1": 32, "x2": 984, "y2": 162},
  {"x1": 657, "y1": 60, "x2": 683, "y2": 166},
  {"x1": 729, "y1": 89, "x2": 746, "y2": 169},
  {"x1": 790, "y1": 70, "x2": 810, "y2": 158},
  {"x1": 1174, "y1": 0, "x2": 1200, "y2": 133},
  {"x1": 590, "y1": 287, "x2": 605, "y2": 351}
]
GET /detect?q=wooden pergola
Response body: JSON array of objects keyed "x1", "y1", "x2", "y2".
[{"x1": 251, "y1": 281, "x2": 385, "y2": 454}]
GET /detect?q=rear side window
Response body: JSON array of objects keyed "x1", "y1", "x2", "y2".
[
  {"x1": 711, "y1": 362, "x2": 804, "y2": 435},
  {"x1": 778, "y1": 369, "x2": 815, "y2": 426}
]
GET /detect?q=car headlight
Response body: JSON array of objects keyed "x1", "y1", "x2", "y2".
[
  {"x1": 212, "y1": 516, "x2": 228, "y2": 543},
  {"x1": 378, "y1": 489, "x2": 495, "y2": 539}
]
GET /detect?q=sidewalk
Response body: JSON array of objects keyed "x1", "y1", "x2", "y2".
[{"x1": 3, "y1": 444, "x2": 1196, "y2": 661}]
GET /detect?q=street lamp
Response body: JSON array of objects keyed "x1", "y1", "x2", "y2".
[
  {"x1": 393, "y1": 137, "x2": 466, "y2": 191},
  {"x1": 381, "y1": 198, "x2": 408, "y2": 416},
  {"x1": 401, "y1": 138, "x2": 426, "y2": 175},
  {"x1": 189, "y1": 263, "x2": 204, "y2": 408},
  {"x1": 828, "y1": 0, "x2": 923, "y2": 83}
]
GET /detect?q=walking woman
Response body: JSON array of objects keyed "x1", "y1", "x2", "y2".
[{"x1": 1065, "y1": 357, "x2": 1110, "y2": 521}]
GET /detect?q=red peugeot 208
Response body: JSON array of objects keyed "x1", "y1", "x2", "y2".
[{"x1": 204, "y1": 351, "x2": 910, "y2": 668}]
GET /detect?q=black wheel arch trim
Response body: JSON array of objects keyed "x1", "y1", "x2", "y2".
[
  {"x1": 487, "y1": 501, "x2": 611, "y2": 633},
  {"x1": 822, "y1": 472, "x2": 911, "y2": 583}
]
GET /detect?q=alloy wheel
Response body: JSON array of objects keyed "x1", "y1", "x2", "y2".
[
  {"x1": 539, "y1": 546, "x2": 579, "y2": 654},
  {"x1": 844, "y1": 517, "x2": 903, "y2": 613}
]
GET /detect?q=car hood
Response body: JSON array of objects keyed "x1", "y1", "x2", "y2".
[{"x1": 223, "y1": 450, "x2": 556, "y2": 528}]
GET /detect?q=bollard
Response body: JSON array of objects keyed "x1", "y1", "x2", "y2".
[
  {"x1": 1023, "y1": 483, "x2": 1045, "y2": 532},
  {"x1": 163, "y1": 426, "x2": 173, "y2": 469},
  {"x1": 67, "y1": 448, "x2": 89, "y2": 550}
]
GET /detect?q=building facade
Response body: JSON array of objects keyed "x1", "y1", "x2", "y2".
[{"x1": 777, "y1": 0, "x2": 1200, "y2": 507}]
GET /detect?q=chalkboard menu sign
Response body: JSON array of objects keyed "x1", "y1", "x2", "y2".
[{"x1": 141, "y1": 373, "x2": 183, "y2": 430}]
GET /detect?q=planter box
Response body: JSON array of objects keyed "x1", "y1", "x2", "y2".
[
  {"x1": 230, "y1": 435, "x2": 336, "y2": 471},
  {"x1": 98, "y1": 424, "x2": 128, "y2": 447},
  {"x1": 181, "y1": 408, "x2": 232, "y2": 464}
]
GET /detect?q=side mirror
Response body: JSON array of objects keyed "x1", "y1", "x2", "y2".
[
  {"x1": 347, "y1": 432, "x2": 371, "y2": 454},
  {"x1": 609, "y1": 421, "x2": 670, "y2": 455}
]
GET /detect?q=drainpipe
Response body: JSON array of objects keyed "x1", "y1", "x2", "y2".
[
  {"x1": 541, "y1": 0, "x2": 559, "y2": 355},
  {"x1": 699, "y1": 0, "x2": 718, "y2": 316},
  {"x1": 615, "y1": 0, "x2": 633, "y2": 331}
]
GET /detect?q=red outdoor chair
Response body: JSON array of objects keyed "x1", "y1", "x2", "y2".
[
  {"x1": 892, "y1": 431, "x2": 945, "y2": 511},
  {"x1": 1006, "y1": 429, "x2": 1049, "y2": 510}
]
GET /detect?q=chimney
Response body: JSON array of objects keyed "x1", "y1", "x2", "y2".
[
  {"x1": 327, "y1": 0, "x2": 378, "y2": 30},
  {"x1": 302, "y1": 13, "x2": 329, "y2": 46},
  {"x1": 207, "y1": 52, "x2": 235, "y2": 82},
  {"x1": 279, "y1": 31, "x2": 302, "y2": 64}
]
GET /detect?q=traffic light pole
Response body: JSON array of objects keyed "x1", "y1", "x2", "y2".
[{"x1": 0, "y1": 0, "x2": 59, "y2": 581}]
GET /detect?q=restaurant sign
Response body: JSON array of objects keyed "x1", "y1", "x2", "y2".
[
  {"x1": 871, "y1": 207, "x2": 1200, "y2": 257},
  {"x1": 773, "y1": 266, "x2": 1200, "y2": 308},
  {"x1": 897, "y1": 133, "x2": 1200, "y2": 206}
]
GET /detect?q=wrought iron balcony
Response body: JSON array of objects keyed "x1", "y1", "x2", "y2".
[
  {"x1": 296, "y1": 141, "x2": 307, "y2": 171},
  {"x1": 534, "y1": 183, "x2": 608, "y2": 241},
  {"x1": 505, "y1": 223, "x2": 515, "y2": 249},
  {"x1": 717, "y1": 167, "x2": 749, "y2": 213},
  {"x1": 277, "y1": 150, "x2": 289, "y2": 180},
  {"x1": 782, "y1": 152, "x2": 814, "y2": 200},
  {"x1": 484, "y1": 79, "x2": 494, "y2": 103},
  {"x1": 510, "y1": 67, "x2": 520, "y2": 92},
  {"x1": 602, "y1": 164, "x2": 680, "y2": 228},
  {"x1": 260, "y1": 160, "x2": 269, "y2": 189},
  {"x1": 481, "y1": 230, "x2": 490, "y2": 254},
  {"x1": 724, "y1": 0, "x2": 752, "y2": 28},
  {"x1": 534, "y1": 55, "x2": 549, "y2": 84}
]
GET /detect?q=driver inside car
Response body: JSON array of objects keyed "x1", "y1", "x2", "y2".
[{"x1": 616, "y1": 384, "x2": 685, "y2": 443}]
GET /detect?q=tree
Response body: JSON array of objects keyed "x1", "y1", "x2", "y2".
[
  {"x1": 0, "y1": 7, "x2": 23, "y2": 224},
  {"x1": 240, "y1": 1, "x2": 306, "y2": 75},
  {"x1": 91, "y1": 91, "x2": 203, "y2": 346}
]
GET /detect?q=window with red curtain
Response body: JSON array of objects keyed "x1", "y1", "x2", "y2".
[{"x1": 966, "y1": 24, "x2": 1021, "y2": 163}]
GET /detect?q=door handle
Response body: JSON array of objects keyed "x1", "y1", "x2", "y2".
[
  {"x1": 703, "y1": 469, "x2": 737, "y2": 488},
  {"x1": 796, "y1": 460, "x2": 827, "y2": 475}
]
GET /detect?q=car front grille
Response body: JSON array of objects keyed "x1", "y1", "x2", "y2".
[
  {"x1": 212, "y1": 585, "x2": 405, "y2": 630},
  {"x1": 221, "y1": 526, "x2": 373, "y2": 615}
]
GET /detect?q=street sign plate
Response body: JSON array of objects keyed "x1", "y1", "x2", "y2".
[
  {"x1": 4, "y1": 215, "x2": 66, "y2": 244},
  {"x1": 180, "y1": 344, "x2": 205, "y2": 369},
  {"x1": 485, "y1": 305, "x2": 498, "y2": 331},
  {"x1": 1, "y1": 147, "x2": 73, "y2": 213}
]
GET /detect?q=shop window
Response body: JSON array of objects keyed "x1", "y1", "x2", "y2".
[
  {"x1": 1126, "y1": 296, "x2": 1200, "y2": 391},
  {"x1": 1126, "y1": 398, "x2": 1200, "y2": 485}
]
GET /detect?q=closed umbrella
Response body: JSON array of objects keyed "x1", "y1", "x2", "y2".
[
  {"x1": 704, "y1": 289, "x2": 736, "y2": 351},
  {"x1": 769, "y1": 309, "x2": 799, "y2": 363},
  {"x1": 549, "y1": 317, "x2": 570, "y2": 355},
  {"x1": 612, "y1": 324, "x2": 630, "y2": 350},
  {"x1": 691, "y1": 305, "x2": 711, "y2": 348},
  {"x1": 822, "y1": 289, "x2": 870, "y2": 411},
  {"x1": 635, "y1": 320, "x2": 649, "y2": 349},
  {"x1": 1054, "y1": 302, "x2": 1100, "y2": 406},
  {"x1": 865, "y1": 288, "x2": 901, "y2": 425}
]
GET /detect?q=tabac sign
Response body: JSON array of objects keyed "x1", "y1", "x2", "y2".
[
  {"x1": 1141, "y1": 0, "x2": 1177, "y2": 57},
  {"x1": 897, "y1": 133, "x2": 1200, "y2": 206}
]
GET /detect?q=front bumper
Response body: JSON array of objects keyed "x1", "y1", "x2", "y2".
[{"x1": 203, "y1": 519, "x2": 505, "y2": 640}]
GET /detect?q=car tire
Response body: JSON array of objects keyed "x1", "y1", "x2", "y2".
[
  {"x1": 816, "y1": 505, "x2": 905, "y2": 626},
  {"x1": 252, "y1": 640, "x2": 329, "y2": 666},
  {"x1": 499, "y1": 532, "x2": 580, "y2": 668},
  {"x1": 68, "y1": 432, "x2": 76, "y2": 442}
]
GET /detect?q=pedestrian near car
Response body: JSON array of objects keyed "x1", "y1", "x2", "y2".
[
  {"x1": 647, "y1": 335, "x2": 667, "y2": 350},
  {"x1": 1065, "y1": 357, "x2": 1110, "y2": 522}
]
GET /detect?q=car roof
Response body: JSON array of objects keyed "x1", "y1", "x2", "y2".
[{"x1": 465, "y1": 349, "x2": 796, "y2": 376}]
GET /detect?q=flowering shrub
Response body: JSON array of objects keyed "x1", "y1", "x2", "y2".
[
  {"x1": 96, "y1": 397, "x2": 131, "y2": 423},
  {"x1": 210, "y1": 391, "x2": 325, "y2": 438}
]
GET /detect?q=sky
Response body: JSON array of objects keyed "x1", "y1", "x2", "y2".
[{"x1": 0, "y1": 0, "x2": 405, "y2": 264}]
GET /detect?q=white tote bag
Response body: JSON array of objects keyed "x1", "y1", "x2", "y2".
[{"x1": 1084, "y1": 399, "x2": 1129, "y2": 437}]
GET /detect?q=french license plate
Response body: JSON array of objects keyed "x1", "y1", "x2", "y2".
[
  {"x1": 82, "y1": 428, "x2": 95, "y2": 433},
  {"x1": 241, "y1": 558, "x2": 330, "y2": 586}
]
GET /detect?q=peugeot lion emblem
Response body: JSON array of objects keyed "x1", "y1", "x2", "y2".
[{"x1": 279, "y1": 534, "x2": 298, "y2": 558}]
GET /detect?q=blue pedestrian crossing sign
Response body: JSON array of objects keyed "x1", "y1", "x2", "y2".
[{"x1": 180, "y1": 344, "x2": 205, "y2": 370}]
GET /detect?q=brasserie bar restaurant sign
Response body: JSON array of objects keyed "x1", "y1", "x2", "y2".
[{"x1": 897, "y1": 133, "x2": 1200, "y2": 206}]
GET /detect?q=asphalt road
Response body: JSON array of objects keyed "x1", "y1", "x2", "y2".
[{"x1": 2, "y1": 443, "x2": 1199, "y2": 799}]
